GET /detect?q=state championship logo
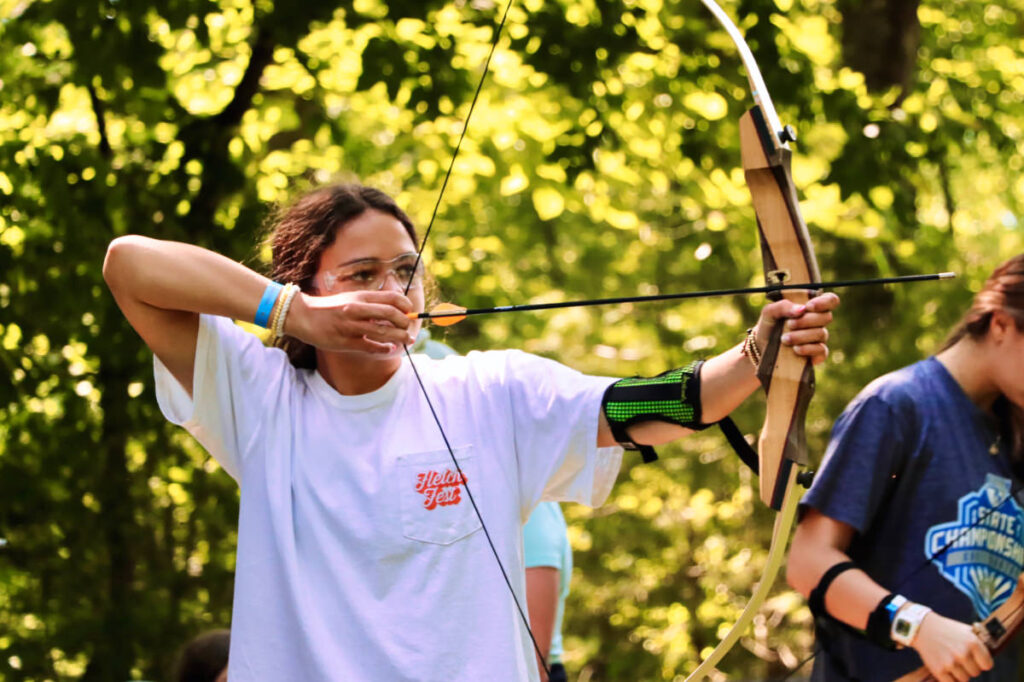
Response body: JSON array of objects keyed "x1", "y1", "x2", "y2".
[{"x1": 924, "y1": 474, "x2": 1024, "y2": 618}]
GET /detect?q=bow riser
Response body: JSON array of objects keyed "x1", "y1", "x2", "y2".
[
  {"x1": 756, "y1": 312, "x2": 815, "y2": 509},
  {"x1": 740, "y1": 108, "x2": 821, "y2": 290},
  {"x1": 757, "y1": 335, "x2": 813, "y2": 508},
  {"x1": 981, "y1": 573, "x2": 1024, "y2": 655},
  {"x1": 740, "y1": 108, "x2": 820, "y2": 509}
]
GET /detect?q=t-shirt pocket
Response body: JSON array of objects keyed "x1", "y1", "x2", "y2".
[{"x1": 397, "y1": 447, "x2": 483, "y2": 546}]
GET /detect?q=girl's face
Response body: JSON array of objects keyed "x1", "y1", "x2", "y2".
[{"x1": 315, "y1": 208, "x2": 425, "y2": 348}]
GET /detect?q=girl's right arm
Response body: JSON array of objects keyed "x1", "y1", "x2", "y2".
[
  {"x1": 102, "y1": 236, "x2": 416, "y2": 395},
  {"x1": 788, "y1": 508, "x2": 994, "y2": 680}
]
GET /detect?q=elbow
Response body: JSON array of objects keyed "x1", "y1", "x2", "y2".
[
  {"x1": 785, "y1": 528, "x2": 807, "y2": 595},
  {"x1": 103, "y1": 235, "x2": 149, "y2": 291},
  {"x1": 785, "y1": 555, "x2": 805, "y2": 596},
  {"x1": 785, "y1": 526, "x2": 817, "y2": 598}
]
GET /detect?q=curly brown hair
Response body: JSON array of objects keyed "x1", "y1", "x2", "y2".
[{"x1": 267, "y1": 183, "x2": 420, "y2": 369}]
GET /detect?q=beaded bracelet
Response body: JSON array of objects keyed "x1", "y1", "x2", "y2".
[
  {"x1": 272, "y1": 283, "x2": 300, "y2": 338},
  {"x1": 267, "y1": 287, "x2": 286, "y2": 336},
  {"x1": 741, "y1": 327, "x2": 762, "y2": 369}
]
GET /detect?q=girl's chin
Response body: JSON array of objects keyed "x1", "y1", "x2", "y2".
[
  {"x1": 379, "y1": 343, "x2": 408, "y2": 358},
  {"x1": 365, "y1": 343, "x2": 407, "y2": 358},
  {"x1": 321, "y1": 344, "x2": 408, "y2": 361}
]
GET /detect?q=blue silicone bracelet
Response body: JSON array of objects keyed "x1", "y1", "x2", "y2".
[
  {"x1": 254, "y1": 282, "x2": 284, "y2": 328},
  {"x1": 885, "y1": 594, "x2": 908, "y2": 623}
]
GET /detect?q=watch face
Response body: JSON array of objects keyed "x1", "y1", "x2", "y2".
[{"x1": 895, "y1": 620, "x2": 911, "y2": 637}]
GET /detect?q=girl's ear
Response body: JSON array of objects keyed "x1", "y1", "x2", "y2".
[{"x1": 989, "y1": 309, "x2": 1016, "y2": 343}]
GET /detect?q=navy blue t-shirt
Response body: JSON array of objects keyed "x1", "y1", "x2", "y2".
[{"x1": 802, "y1": 357, "x2": 1023, "y2": 681}]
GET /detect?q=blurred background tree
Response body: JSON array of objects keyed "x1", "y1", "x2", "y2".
[{"x1": 0, "y1": 0, "x2": 1021, "y2": 679}]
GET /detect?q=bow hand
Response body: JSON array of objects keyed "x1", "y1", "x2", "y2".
[{"x1": 754, "y1": 293, "x2": 839, "y2": 368}]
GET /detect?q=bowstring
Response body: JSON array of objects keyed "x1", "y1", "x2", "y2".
[
  {"x1": 398, "y1": 1, "x2": 553, "y2": 676},
  {"x1": 405, "y1": 0, "x2": 514, "y2": 293}
]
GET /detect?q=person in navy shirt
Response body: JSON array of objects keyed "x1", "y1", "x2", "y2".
[{"x1": 788, "y1": 254, "x2": 1024, "y2": 681}]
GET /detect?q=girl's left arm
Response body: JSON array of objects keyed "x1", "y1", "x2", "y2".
[{"x1": 597, "y1": 292, "x2": 839, "y2": 448}]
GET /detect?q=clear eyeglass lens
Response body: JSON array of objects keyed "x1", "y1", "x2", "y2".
[{"x1": 322, "y1": 254, "x2": 423, "y2": 292}]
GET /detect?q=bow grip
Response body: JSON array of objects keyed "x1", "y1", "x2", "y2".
[{"x1": 755, "y1": 318, "x2": 814, "y2": 510}]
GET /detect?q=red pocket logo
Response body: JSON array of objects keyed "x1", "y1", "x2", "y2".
[{"x1": 415, "y1": 469, "x2": 468, "y2": 510}]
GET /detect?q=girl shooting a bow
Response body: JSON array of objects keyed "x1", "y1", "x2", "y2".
[{"x1": 104, "y1": 182, "x2": 838, "y2": 681}]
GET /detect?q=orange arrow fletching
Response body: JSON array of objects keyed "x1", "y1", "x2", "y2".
[{"x1": 413, "y1": 302, "x2": 467, "y2": 326}]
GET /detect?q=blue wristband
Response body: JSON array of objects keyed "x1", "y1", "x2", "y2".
[
  {"x1": 254, "y1": 282, "x2": 284, "y2": 328},
  {"x1": 885, "y1": 594, "x2": 908, "y2": 623}
]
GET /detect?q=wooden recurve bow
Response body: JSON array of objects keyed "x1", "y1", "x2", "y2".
[{"x1": 686, "y1": 1, "x2": 820, "y2": 677}]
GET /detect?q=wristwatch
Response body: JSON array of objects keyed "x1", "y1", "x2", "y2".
[{"x1": 891, "y1": 602, "x2": 933, "y2": 648}]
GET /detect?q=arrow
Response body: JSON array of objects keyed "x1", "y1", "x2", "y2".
[{"x1": 409, "y1": 272, "x2": 956, "y2": 326}]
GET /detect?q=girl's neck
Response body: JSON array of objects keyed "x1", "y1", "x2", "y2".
[
  {"x1": 936, "y1": 337, "x2": 1001, "y2": 411},
  {"x1": 315, "y1": 350, "x2": 403, "y2": 395}
]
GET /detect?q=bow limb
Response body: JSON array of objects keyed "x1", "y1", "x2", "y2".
[
  {"x1": 699, "y1": 0, "x2": 786, "y2": 141},
  {"x1": 686, "y1": 469, "x2": 802, "y2": 680},
  {"x1": 687, "y1": 1, "x2": 821, "y2": 677},
  {"x1": 892, "y1": 573, "x2": 1024, "y2": 682}
]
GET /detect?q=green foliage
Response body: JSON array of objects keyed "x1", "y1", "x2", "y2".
[{"x1": 0, "y1": 0, "x2": 1022, "y2": 679}]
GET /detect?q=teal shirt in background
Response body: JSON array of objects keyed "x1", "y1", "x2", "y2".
[
  {"x1": 523, "y1": 502, "x2": 571, "y2": 664},
  {"x1": 413, "y1": 332, "x2": 573, "y2": 664},
  {"x1": 412, "y1": 329, "x2": 459, "y2": 359}
]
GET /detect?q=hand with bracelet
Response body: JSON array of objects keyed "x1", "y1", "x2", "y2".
[
  {"x1": 788, "y1": 516, "x2": 996, "y2": 681},
  {"x1": 744, "y1": 294, "x2": 838, "y2": 368},
  {"x1": 909, "y1": 604, "x2": 992, "y2": 681}
]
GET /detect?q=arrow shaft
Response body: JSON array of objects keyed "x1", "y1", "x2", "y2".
[{"x1": 416, "y1": 272, "x2": 954, "y2": 320}]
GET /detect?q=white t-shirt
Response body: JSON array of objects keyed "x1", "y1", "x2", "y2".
[{"x1": 155, "y1": 315, "x2": 623, "y2": 682}]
